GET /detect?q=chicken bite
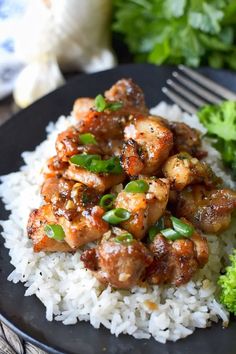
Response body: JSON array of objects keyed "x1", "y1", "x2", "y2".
[
  {"x1": 73, "y1": 97, "x2": 95, "y2": 120},
  {"x1": 27, "y1": 204, "x2": 72, "y2": 253},
  {"x1": 146, "y1": 223, "x2": 208, "y2": 286},
  {"x1": 162, "y1": 152, "x2": 219, "y2": 191},
  {"x1": 120, "y1": 139, "x2": 145, "y2": 177},
  {"x1": 81, "y1": 230, "x2": 153, "y2": 289},
  {"x1": 174, "y1": 185, "x2": 236, "y2": 234},
  {"x1": 44, "y1": 156, "x2": 68, "y2": 178},
  {"x1": 105, "y1": 78, "x2": 148, "y2": 114},
  {"x1": 41, "y1": 177, "x2": 109, "y2": 249},
  {"x1": 170, "y1": 122, "x2": 205, "y2": 158},
  {"x1": 76, "y1": 109, "x2": 128, "y2": 140},
  {"x1": 55, "y1": 126, "x2": 102, "y2": 162},
  {"x1": 41, "y1": 177, "x2": 101, "y2": 219},
  {"x1": 59, "y1": 205, "x2": 109, "y2": 249},
  {"x1": 64, "y1": 165, "x2": 125, "y2": 193},
  {"x1": 123, "y1": 115, "x2": 173, "y2": 176},
  {"x1": 114, "y1": 178, "x2": 170, "y2": 239}
]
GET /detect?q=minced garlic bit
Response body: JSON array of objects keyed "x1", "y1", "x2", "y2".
[
  {"x1": 119, "y1": 273, "x2": 131, "y2": 282},
  {"x1": 143, "y1": 300, "x2": 158, "y2": 311}
]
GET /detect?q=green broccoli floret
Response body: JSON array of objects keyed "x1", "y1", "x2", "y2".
[
  {"x1": 198, "y1": 100, "x2": 236, "y2": 179},
  {"x1": 198, "y1": 101, "x2": 236, "y2": 142},
  {"x1": 218, "y1": 250, "x2": 236, "y2": 315}
]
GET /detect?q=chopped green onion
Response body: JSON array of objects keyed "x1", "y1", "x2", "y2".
[
  {"x1": 108, "y1": 101, "x2": 123, "y2": 111},
  {"x1": 79, "y1": 133, "x2": 97, "y2": 145},
  {"x1": 70, "y1": 154, "x2": 100, "y2": 167},
  {"x1": 114, "y1": 233, "x2": 134, "y2": 244},
  {"x1": 102, "y1": 208, "x2": 130, "y2": 224},
  {"x1": 94, "y1": 94, "x2": 123, "y2": 112},
  {"x1": 99, "y1": 194, "x2": 116, "y2": 210},
  {"x1": 89, "y1": 157, "x2": 123, "y2": 174},
  {"x1": 148, "y1": 226, "x2": 159, "y2": 242},
  {"x1": 70, "y1": 154, "x2": 123, "y2": 174},
  {"x1": 95, "y1": 94, "x2": 107, "y2": 112},
  {"x1": 160, "y1": 228, "x2": 182, "y2": 241},
  {"x1": 171, "y1": 216, "x2": 194, "y2": 237},
  {"x1": 44, "y1": 224, "x2": 65, "y2": 241},
  {"x1": 124, "y1": 180, "x2": 149, "y2": 193},
  {"x1": 148, "y1": 217, "x2": 165, "y2": 242}
]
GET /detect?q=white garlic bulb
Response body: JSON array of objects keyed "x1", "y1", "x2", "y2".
[
  {"x1": 13, "y1": 56, "x2": 65, "y2": 108},
  {"x1": 14, "y1": 0, "x2": 116, "y2": 108}
]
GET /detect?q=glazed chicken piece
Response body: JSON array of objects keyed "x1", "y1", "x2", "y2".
[
  {"x1": 27, "y1": 204, "x2": 72, "y2": 252},
  {"x1": 120, "y1": 139, "x2": 145, "y2": 176},
  {"x1": 170, "y1": 122, "x2": 206, "y2": 158},
  {"x1": 44, "y1": 156, "x2": 68, "y2": 178},
  {"x1": 115, "y1": 178, "x2": 170, "y2": 239},
  {"x1": 55, "y1": 126, "x2": 102, "y2": 162},
  {"x1": 104, "y1": 78, "x2": 148, "y2": 114},
  {"x1": 41, "y1": 177, "x2": 100, "y2": 219},
  {"x1": 147, "y1": 224, "x2": 208, "y2": 286},
  {"x1": 162, "y1": 152, "x2": 219, "y2": 191},
  {"x1": 81, "y1": 230, "x2": 153, "y2": 289},
  {"x1": 73, "y1": 97, "x2": 94, "y2": 120},
  {"x1": 75, "y1": 109, "x2": 128, "y2": 140},
  {"x1": 74, "y1": 79, "x2": 148, "y2": 140},
  {"x1": 41, "y1": 177, "x2": 109, "y2": 249},
  {"x1": 56, "y1": 126, "x2": 80, "y2": 162},
  {"x1": 58, "y1": 205, "x2": 109, "y2": 249},
  {"x1": 122, "y1": 115, "x2": 173, "y2": 176},
  {"x1": 64, "y1": 165, "x2": 125, "y2": 193},
  {"x1": 175, "y1": 185, "x2": 236, "y2": 234}
]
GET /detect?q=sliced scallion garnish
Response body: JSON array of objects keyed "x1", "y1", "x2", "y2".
[
  {"x1": 124, "y1": 180, "x2": 149, "y2": 193},
  {"x1": 148, "y1": 217, "x2": 165, "y2": 242},
  {"x1": 171, "y1": 216, "x2": 194, "y2": 237},
  {"x1": 95, "y1": 94, "x2": 107, "y2": 112},
  {"x1": 79, "y1": 133, "x2": 97, "y2": 145},
  {"x1": 70, "y1": 154, "x2": 100, "y2": 168},
  {"x1": 44, "y1": 224, "x2": 65, "y2": 241},
  {"x1": 160, "y1": 228, "x2": 182, "y2": 241},
  {"x1": 70, "y1": 154, "x2": 123, "y2": 174},
  {"x1": 89, "y1": 157, "x2": 123, "y2": 174},
  {"x1": 94, "y1": 94, "x2": 123, "y2": 112},
  {"x1": 99, "y1": 194, "x2": 116, "y2": 210},
  {"x1": 114, "y1": 233, "x2": 134, "y2": 244},
  {"x1": 102, "y1": 208, "x2": 130, "y2": 225}
]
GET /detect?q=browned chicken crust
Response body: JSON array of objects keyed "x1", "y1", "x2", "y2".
[
  {"x1": 27, "y1": 204, "x2": 72, "y2": 253},
  {"x1": 175, "y1": 185, "x2": 236, "y2": 234},
  {"x1": 81, "y1": 232, "x2": 153, "y2": 289},
  {"x1": 147, "y1": 226, "x2": 208, "y2": 286}
]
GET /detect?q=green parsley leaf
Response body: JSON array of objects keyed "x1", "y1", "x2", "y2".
[
  {"x1": 198, "y1": 101, "x2": 236, "y2": 141},
  {"x1": 113, "y1": 0, "x2": 236, "y2": 70}
]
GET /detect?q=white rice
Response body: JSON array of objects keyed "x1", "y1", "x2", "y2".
[{"x1": 0, "y1": 102, "x2": 236, "y2": 343}]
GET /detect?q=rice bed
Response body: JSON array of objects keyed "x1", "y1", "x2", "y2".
[{"x1": 0, "y1": 102, "x2": 235, "y2": 343}]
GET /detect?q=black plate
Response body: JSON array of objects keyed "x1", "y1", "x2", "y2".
[{"x1": 0, "y1": 64, "x2": 236, "y2": 354}]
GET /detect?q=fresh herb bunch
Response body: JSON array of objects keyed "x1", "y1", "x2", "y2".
[
  {"x1": 113, "y1": 0, "x2": 236, "y2": 69},
  {"x1": 198, "y1": 100, "x2": 236, "y2": 178}
]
